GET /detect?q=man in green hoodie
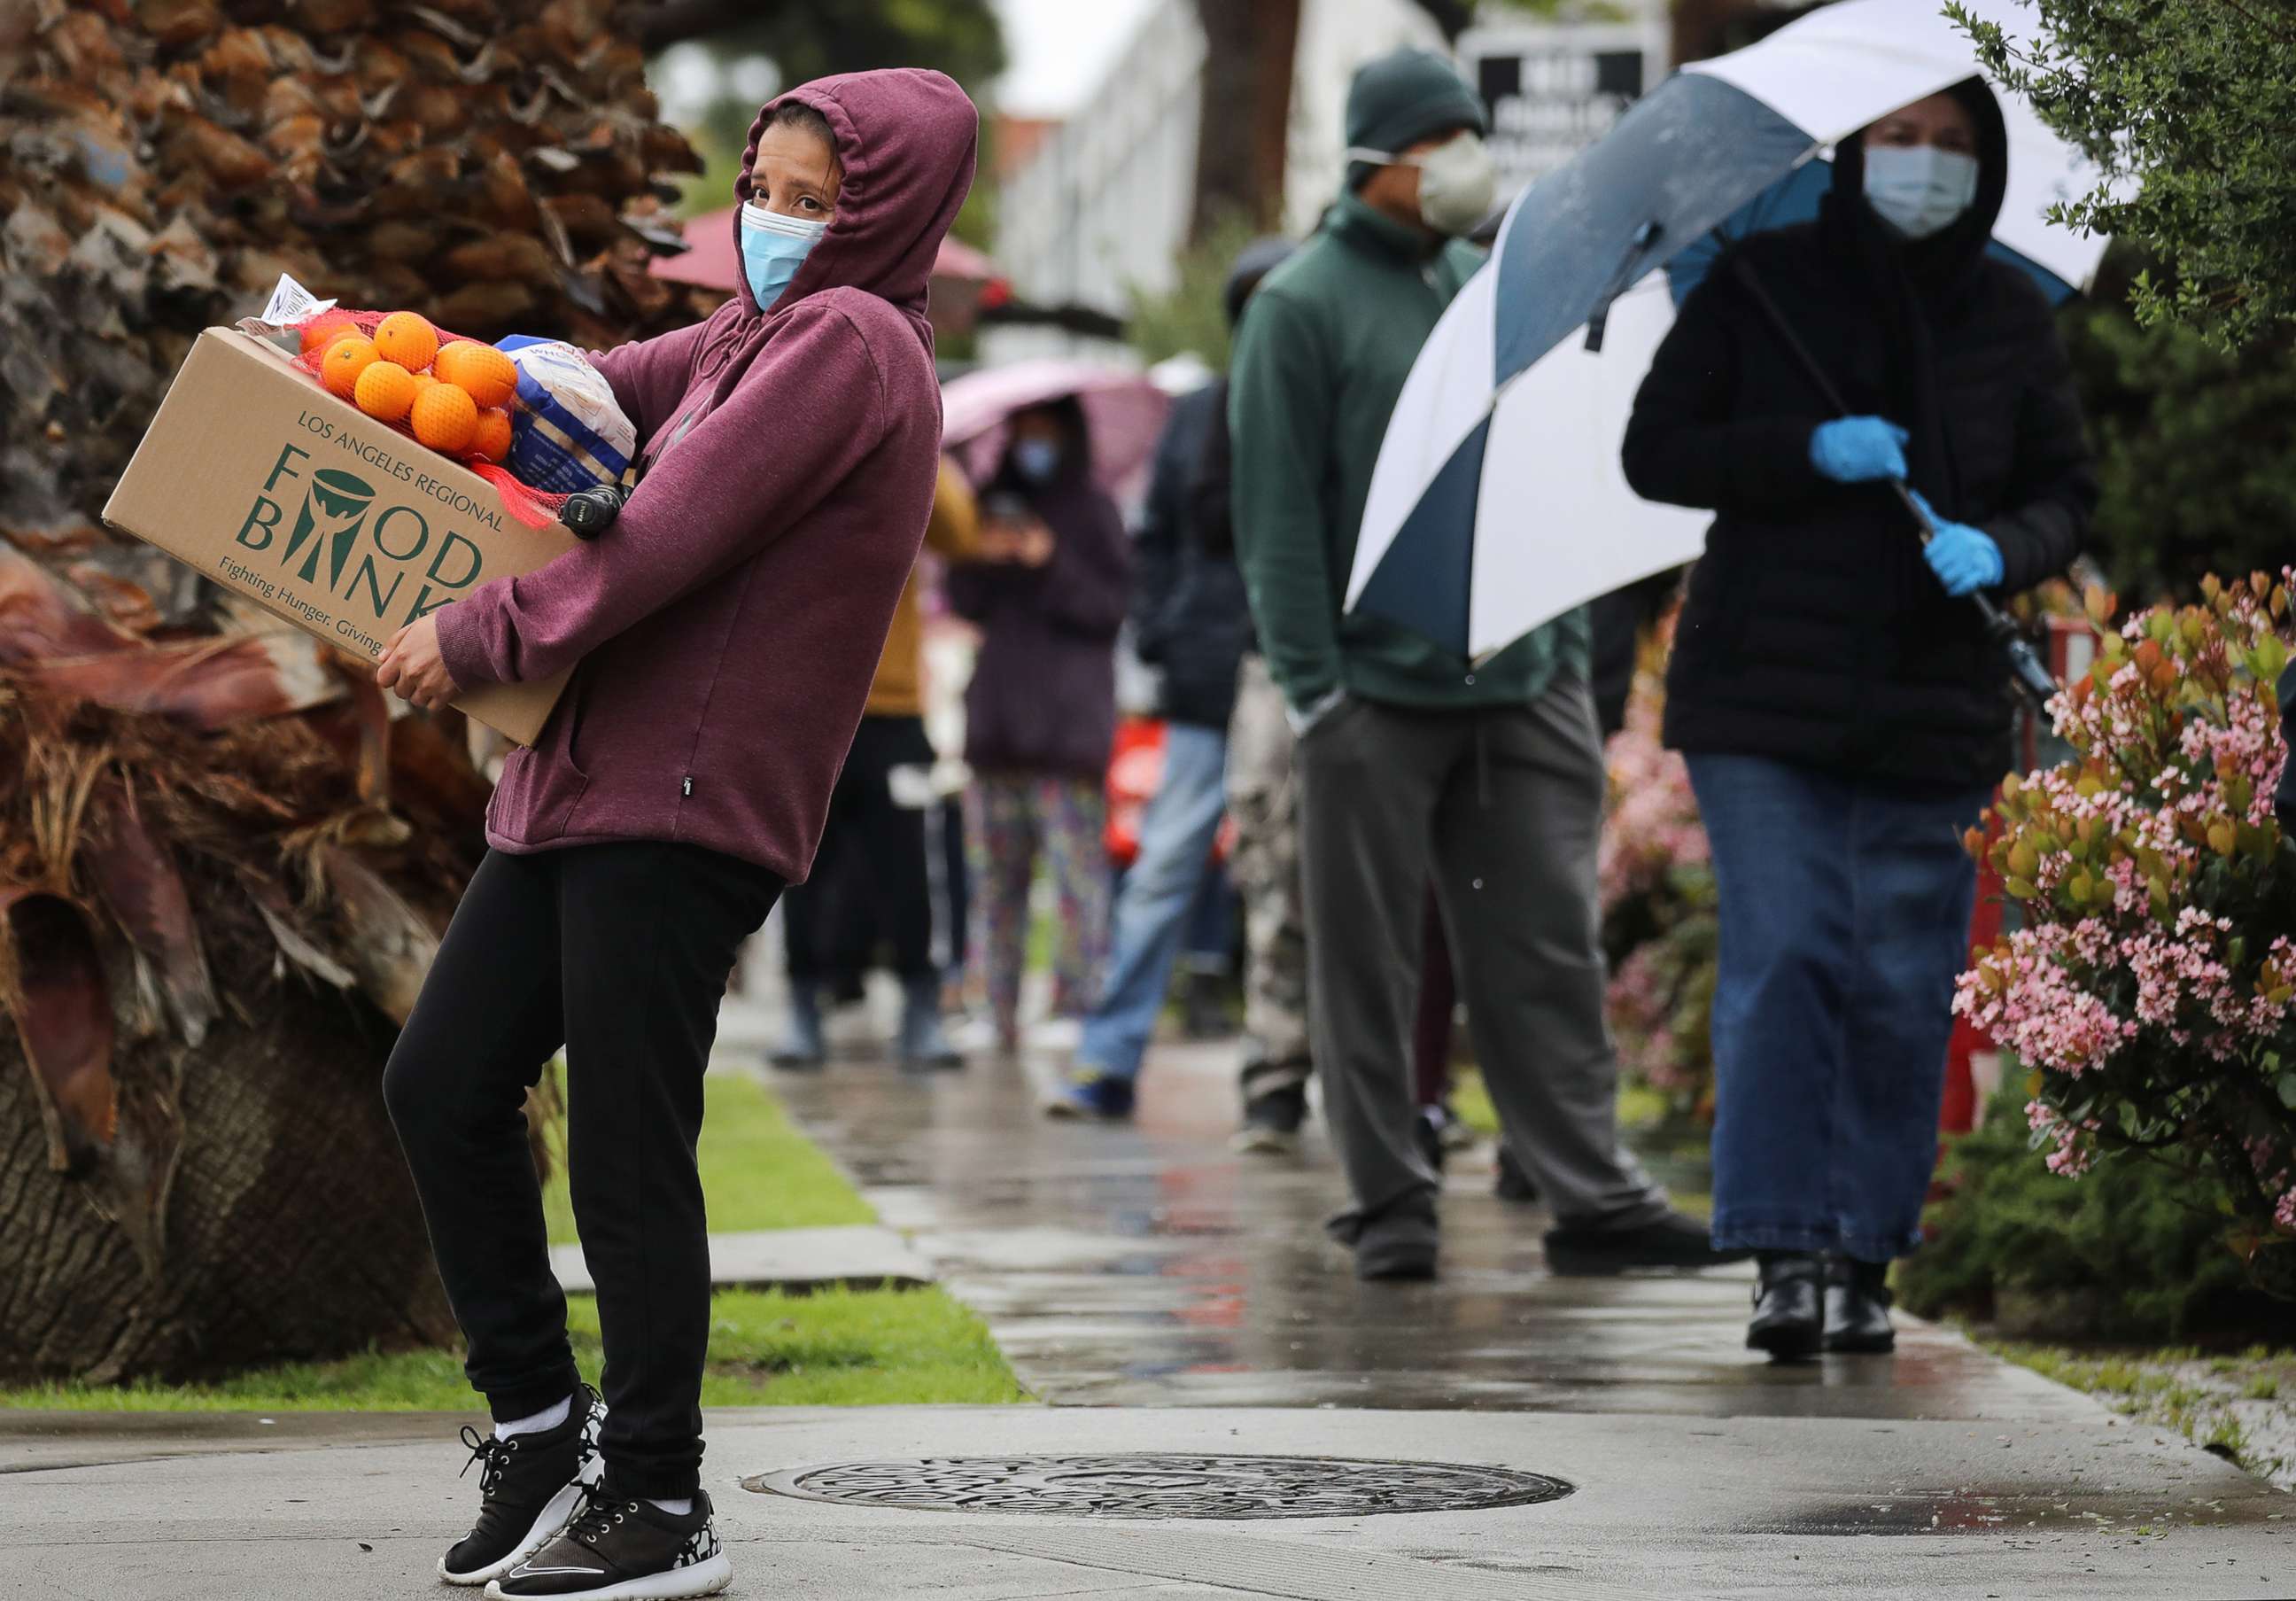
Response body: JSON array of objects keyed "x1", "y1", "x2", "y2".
[{"x1": 1229, "y1": 48, "x2": 1734, "y2": 1282}]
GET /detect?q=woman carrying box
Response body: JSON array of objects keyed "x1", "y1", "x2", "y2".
[{"x1": 372, "y1": 70, "x2": 975, "y2": 1600}]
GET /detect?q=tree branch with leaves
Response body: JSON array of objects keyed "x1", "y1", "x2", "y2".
[{"x1": 1950, "y1": 0, "x2": 2296, "y2": 346}]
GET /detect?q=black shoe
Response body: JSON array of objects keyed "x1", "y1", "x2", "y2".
[
  {"x1": 1346, "y1": 1191, "x2": 1439, "y2": 1281},
  {"x1": 1749, "y1": 1251, "x2": 1825, "y2": 1361},
  {"x1": 487, "y1": 1487, "x2": 730, "y2": 1599},
  {"x1": 1824, "y1": 1255, "x2": 1897, "y2": 1353},
  {"x1": 1542, "y1": 1210, "x2": 1750, "y2": 1276},
  {"x1": 439, "y1": 1386, "x2": 604, "y2": 1588},
  {"x1": 1231, "y1": 1082, "x2": 1307, "y2": 1154},
  {"x1": 1493, "y1": 1146, "x2": 1540, "y2": 1204}
]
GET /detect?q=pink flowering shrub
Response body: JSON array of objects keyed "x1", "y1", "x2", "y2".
[
  {"x1": 1956, "y1": 571, "x2": 2295, "y2": 1283},
  {"x1": 1601, "y1": 614, "x2": 1718, "y2": 1123}
]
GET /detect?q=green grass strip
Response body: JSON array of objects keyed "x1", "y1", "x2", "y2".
[{"x1": 4, "y1": 1073, "x2": 1023, "y2": 1411}]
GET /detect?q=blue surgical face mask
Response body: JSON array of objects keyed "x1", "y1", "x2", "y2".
[
  {"x1": 1012, "y1": 438, "x2": 1061, "y2": 484},
  {"x1": 741, "y1": 201, "x2": 828, "y2": 311},
  {"x1": 1862, "y1": 145, "x2": 1980, "y2": 241}
]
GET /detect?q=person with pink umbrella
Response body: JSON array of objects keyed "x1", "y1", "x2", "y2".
[{"x1": 946, "y1": 399, "x2": 1131, "y2": 1053}]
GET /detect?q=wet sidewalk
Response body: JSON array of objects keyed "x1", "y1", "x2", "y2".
[
  {"x1": 7, "y1": 1012, "x2": 2293, "y2": 1598},
  {"x1": 743, "y1": 1015, "x2": 2083, "y2": 1424}
]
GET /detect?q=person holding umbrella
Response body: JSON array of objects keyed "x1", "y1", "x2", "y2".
[
  {"x1": 1621, "y1": 80, "x2": 2096, "y2": 1359},
  {"x1": 1229, "y1": 47, "x2": 1724, "y2": 1280}
]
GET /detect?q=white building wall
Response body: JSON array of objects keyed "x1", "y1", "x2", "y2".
[
  {"x1": 987, "y1": 3, "x2": 1204, "y2": 363},
  {"x1": 988, "y1": 0, "x2": 1444, "y2": 363}
]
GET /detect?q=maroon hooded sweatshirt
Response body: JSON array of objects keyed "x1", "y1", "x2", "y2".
[{"x1": 434, "y1": 70, "x2": 978, "y2": 882}]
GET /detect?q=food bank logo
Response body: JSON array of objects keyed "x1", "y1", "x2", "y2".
[{"x1": 230, "y1": 442, "x2": 484, "y2": 648}]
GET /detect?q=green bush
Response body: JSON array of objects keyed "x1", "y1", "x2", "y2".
[
  {"x1": 1901, "y1": 1084, "x2": 2296, "y2": 1344},
  {"x1": 2065, "y1": 248, "x2": 2296, "y2": 599}
]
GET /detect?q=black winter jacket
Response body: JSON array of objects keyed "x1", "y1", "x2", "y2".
[
  {"x1": 1134, "y1": 380, "x2": 1255, "y2": 730},
  {"x1": 1622, "y1": 87, "x2": 2096, "y2": 789}
]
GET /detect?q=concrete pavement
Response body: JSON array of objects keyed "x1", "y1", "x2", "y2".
[
  {"x1": 7, "y1": 1007, "x2": 2291, "y2": 1598},
  {"x1": 2, "y1": 1402, "x2": 2285, "y2": 1598}
]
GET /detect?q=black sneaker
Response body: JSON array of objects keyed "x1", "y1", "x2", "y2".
[
  {"x1": 439, "y1": 1386, "x2": 605, "y2": 1587},
  {"x1": 1542, "y1": 1209, "x2": 1753, "y2": 1276},
  {"x1": 1231, "y1": 1082, "x2": 1307, "y2": 1154},
  {"x1": 487, "y1": 1487, "x2": 731, "y2": 1599}
]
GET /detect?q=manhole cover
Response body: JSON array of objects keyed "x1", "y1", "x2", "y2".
[{"x1": 744, "y1": 1453, "x2": 1573, "y2": 1519}]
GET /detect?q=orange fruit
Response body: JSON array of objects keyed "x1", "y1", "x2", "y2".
[
  {"x1": 354, "y1": 360, "x2": 418, "y2": 422},
  {"x1": 410, "y1": 381, "x2": 478, "y2": 454},
  {"x1": 372, "y1": 310, "x2": 439, "y2": 372},
  {"x1": 299, "y1": 309, "x2": 359, "y2": 356},
  {"x1": 433, "y1": 340, "x2": 518, "y2": 409},
  {"x1": 320, "y1": 335, "x2": 378, "y2": 399},
  {"x1": 469, "y1": 407, "x2": 513, "y2": 464}
]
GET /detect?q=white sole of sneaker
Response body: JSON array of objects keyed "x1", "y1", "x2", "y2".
[
  {"x1": 438, "y1": 1450, "x2": 605, "y2": 1587},
  {"x1": 484, "y1": 1551, "x2": 733, "y2": 1600}
]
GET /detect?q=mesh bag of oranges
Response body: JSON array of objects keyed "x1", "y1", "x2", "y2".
[{"x1": 287, "y1": 307, "x2": 604, "y2": 530}]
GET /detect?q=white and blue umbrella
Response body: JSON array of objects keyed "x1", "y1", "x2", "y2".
[{"x1": 1345, "y1": 0, "x2": 2114, "y2": 663}]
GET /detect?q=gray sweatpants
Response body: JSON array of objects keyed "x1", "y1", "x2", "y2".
[{"x1": 1295, "y1": 676, "x2": 1669, "y2": 1237}]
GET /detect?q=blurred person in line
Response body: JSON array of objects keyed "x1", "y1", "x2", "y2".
[
  {"x1": 1229, "y1": 47, "x2": 1726, "y2": 1280},
  {"x1": 1048, "y1": 239, "x2": 1291, "y2": 1121},
  {"x1": 1622, "y1": 82, "x2": 2094, "y2": 1360},
  {"x1": 373, "y1": 72, "x2": 973, "y2": 1597},
  {"x1": 949, "y1": 399, "x2": 1130, "y2": 1054},
  {"x1": 1425, "y1": 578, "x2": 1680, "y2": 1202},
  {"x1": 1185, "y1": 276, "x2": 1318, "y2": 1153},
  {"x1": 773, "y1": 455, "x2": 982, "y2": 1071}
]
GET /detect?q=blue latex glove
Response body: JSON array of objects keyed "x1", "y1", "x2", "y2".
[
  {"x1": 1809, "y1": 416, "x2": 1911, "y2": 483},
  {"x1": 1907, "y1": 490, "x2": 2005, "y2": 596}
]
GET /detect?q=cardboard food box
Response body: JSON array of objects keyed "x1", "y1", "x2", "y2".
[{"x1": 102, "y1": 328, "x2": 575, "y2": 745}]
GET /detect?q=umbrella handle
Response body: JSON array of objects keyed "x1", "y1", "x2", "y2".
[
  {"x1": 1584, "y1": 220, "x2": 1664, "y2": 354},
  {"x1": 1726, "y1": 254, "x2": 2058, "y2": 717}
]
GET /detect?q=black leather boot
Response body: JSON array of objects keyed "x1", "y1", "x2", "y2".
[
  {"x1": 1824, "y1": 1255, "x2": 1897, "y2": 1353},
  {"x1": 1747, "y1": 1251, "x2": 1823, "y2": 1361}
]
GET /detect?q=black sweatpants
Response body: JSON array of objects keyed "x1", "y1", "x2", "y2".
[
  {"x1": 383, "y1": 842, "x2": 782, "y2": 1500},
  {"x1": 780, "y1": 714, "x2": 937, "y2": 984}
]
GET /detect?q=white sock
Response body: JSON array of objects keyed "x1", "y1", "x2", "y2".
[
  {"x1": 648, "y1": 1496, "x2": 694, "y2": 1517},
  {"x1": 494, "y1": 1394, "x2": 572, "y2": 1441}
]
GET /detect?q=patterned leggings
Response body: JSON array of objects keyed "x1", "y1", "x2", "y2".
[{"x1": 966, "y1": 772, "x2": 1109, "y2": 1034}]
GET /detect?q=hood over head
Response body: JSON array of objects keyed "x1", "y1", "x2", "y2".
[
  {"x1": 1827, "y1": 76, "x2": 2008, "y2": 290},
  {"x1": 732, "y1": 68, "x2": 980, "y2": 330},
  {"x1": 994, "y1": 395, "x2": 1093, "y2": 490}
]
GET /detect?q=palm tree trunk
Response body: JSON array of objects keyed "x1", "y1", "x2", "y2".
[{"x1": 1189, "y1": 0, "x2": 1303, "y2": 243}]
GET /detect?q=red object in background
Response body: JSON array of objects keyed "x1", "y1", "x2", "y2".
[
  {"x1": 1104, "y1": 715, "x2": 1231, "y2": 869},
  {"x1": 1940, "y1": 613, "x2": 2101, "y2": 1134},
  {"x1": 1105, "y1": 715, "x2": 1165, "y2": 868}
]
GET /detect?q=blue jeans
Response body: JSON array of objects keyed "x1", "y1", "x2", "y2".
[
  {"x1": 1686, "y1": 754, "x2": 1988, "y2": 1263},
  {"x1": 1080, "y1": 723, "x2": 1229, "y2": 1079}
]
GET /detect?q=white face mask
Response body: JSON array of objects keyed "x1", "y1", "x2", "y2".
[
  {"x1": 1345, "y1": 130, "x2": 1498, "y2": 237},
  {"x1": 1862, "y1": 145, "x2": 1980, "y2": 241}
]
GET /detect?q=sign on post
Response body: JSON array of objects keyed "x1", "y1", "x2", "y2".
[{"x1": 1459, "y1": 21, "x2": 1669, "y2": 205}]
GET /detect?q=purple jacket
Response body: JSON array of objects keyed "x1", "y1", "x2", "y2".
[
  {"x1": 948, "y1": 408, "x2": 1130, "y2": 782},
  {"x1": 437, "y1": 71, "x2": 978, "y2": 881}
]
